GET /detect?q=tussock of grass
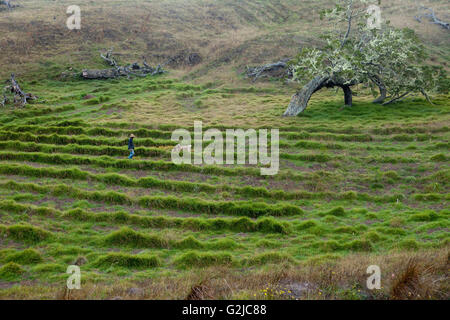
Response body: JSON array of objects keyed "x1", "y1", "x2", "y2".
[
  {"x1": 94, "y1": 253, "x2": 161, "y2": 269},
  {"x1": 1, "y1": 224, "x2": 51, "y2": 244},
  {"x1": 0, "y1": 262, "x2": 26, "y2": 281},
  {"x1": 322, "y1": 207, "x2": 346, "y2": 217},
  {"x1": 397, "y1": 239, "x2": 420, "y2": 250},
  {"x1": 104, "y1": 227, "x2": 168, "y2": 248},
  {"x1": 174, "y1": 251, "x2": 234, "y2": 268},
  {"x1": 31, "y1": 263, "x2": 66, "y2": 274},
  {"x1": 243, "y1": 252, "x2": 294, "y2": 266},
  {"x1": 2, "y1": 249, "x2": 43, "y2": 265},
  {"x1": 173, "y1": 236, "x2": 205, "y2": 249}
]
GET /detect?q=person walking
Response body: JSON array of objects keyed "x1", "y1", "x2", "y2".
[{"x1": 128, "y1": 134, "x2": 135, "y2": 159}]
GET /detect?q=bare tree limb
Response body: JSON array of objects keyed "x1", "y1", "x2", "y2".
[
  {"x1": 420, "y1": 89, "x2": 434, "y2": 105},
  {"x1": 382, "y1": 91, "x2": 411, "y2": 105},
  {"x1": 340, "y1": 0, "x2": 354, "y2": 49},
  {"x1": 2, "y1": 73, "x2": 37, "y2": 107},
  {"x1": 0, "y1": 0, "x2": 18, "y2": 10},
  {"x1": 100, "y1": 48, "x2": 118, "y2": 67}
]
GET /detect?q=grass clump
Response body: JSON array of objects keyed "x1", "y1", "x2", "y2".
[
  {"x1": 323, "y1": 207, "x2": 346, "y2": 217},
  {"x1": 94, "y1": 252, "x2": 161, "y2": 269},
  {"x1": 243, "y1": 252, "x2": 294, "y2": 266},
  {"x1": 256, "y1": 240, "x2": 281, "y2": 248},
  {"x1": 397, "y1": 239, "x2": 420, "y2": 250},
  {"x1": 3, "y1": 249, "x2": 43, "y2": 265},
  {"x1": 0, "y1": 262, "x2": 25, "y2": 281},
  {"x1": 2, "y1": 224, "x2": 51, "y2": 243},
  {"x1": 344, "y1": 239, "x2": 373, "y2": 251},
  {"x1": 174, "y1": 251, "x2": 234, "y2": 268},
  {"x1": 104, "y1": 227, "x2": 168, "y2": 248},
  {"x1": 31, "y1": 263, "x2": 66, "y2": 273},
  {"x1": 430, "y1": 153, "x2": 447, "y2": 162},
  {"x1": 173, "y1": 236, "x2": 205, "y2": 249},
  {"x1": 296, "y1": 220, "x2": 319, "y2": 230}
]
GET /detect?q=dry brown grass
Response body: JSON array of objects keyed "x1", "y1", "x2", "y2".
[
  {"x1": 1, "y1": 248, "x2": 447, "y2": 300},
  {"x1": 0, "y1": 0, "x2": 448, "y2": 81}
]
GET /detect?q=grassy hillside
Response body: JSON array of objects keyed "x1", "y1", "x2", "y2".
[
  {"x1": 1, "y1": 0, "x2": 449, "y2": 81},
  {"x1": 0, "y1": 75, "x2": 448, "y2": 299},
  {"x1": 0, "y1": 0, "x2": 448, "y2": 300}
]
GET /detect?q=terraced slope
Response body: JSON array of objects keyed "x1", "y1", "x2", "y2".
[{"x1": 0, "y1": 76, "x2": 448, "y2": 299}]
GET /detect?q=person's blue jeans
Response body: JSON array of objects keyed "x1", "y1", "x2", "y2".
[{"x1": 128, "y1": 149, "x2": 135, "y2": 159}]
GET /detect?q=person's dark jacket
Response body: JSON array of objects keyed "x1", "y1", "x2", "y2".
[{"x1": 128, "y1": 138, "x2": 135, "y2": 150}]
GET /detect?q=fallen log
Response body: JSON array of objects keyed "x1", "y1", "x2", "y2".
[
  {"x1": 82, "y1": 51, "x2": 167, "y2": 80},
  {"x1": 246, "y1": 58, "x2": 292, "y2": 82}
]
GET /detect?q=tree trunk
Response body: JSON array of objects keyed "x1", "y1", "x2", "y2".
[
  {"x1": 283, "y1": 76, "x2": 329, "y2": 116},
  {"x1": 370, "y1": 75, "x2": 387, "y2": 104},
  {"x1": 342, "y1": 85, "x2": 352, "y2": 106}
]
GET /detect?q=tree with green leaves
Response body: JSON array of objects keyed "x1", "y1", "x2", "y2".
[{"x1": 283, "y1": 0, "x2": 448, "y2": 116}]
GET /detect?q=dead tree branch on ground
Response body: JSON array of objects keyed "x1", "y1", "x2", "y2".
[
  {"x1": 414, "y1": 6, "x2": 449, "y2": 30},
  {"x1": 246, "y1": 59, "x2": 292, "y2": 82},
  {"x1": 82, "y1": 50, "x2": 167, "y2": 80},
  {"x1": 2, "y1": 73, "x2": 37, "y2": 107},
  {"x1": 0, "y1": 0, "x2": 18, "y2": 10}
]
